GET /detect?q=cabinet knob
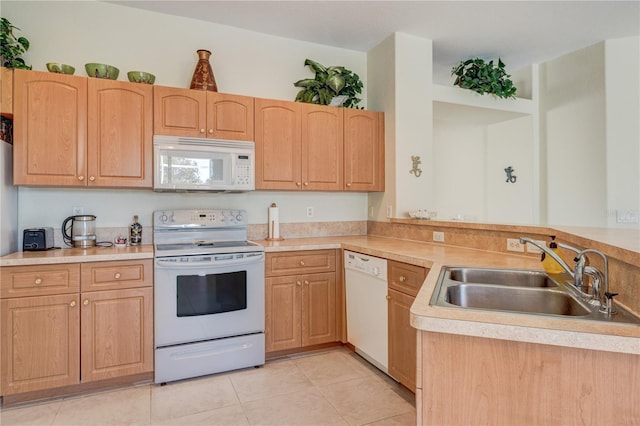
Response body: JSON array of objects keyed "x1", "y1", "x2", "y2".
[
  {"x1": 69, "y1": 300, "x2": 76, "y2": 307},
  {"x1": 346, "y1": 182, "x2": 352, "y2": 187},
  {"x1": 78, "y1": 176, "x2": 85, "y2": 181},
  {"x1": 83, "y1": 299, "x2": 89, "y2": 306},
  {"x1": 200, "y1": 128, "x2": 205, "y2": 134},
  {"x1": 208, "y1": 129, "x2": 214, "y2": 134},
  {"x1": 34, "y1": 278, "x2": 43, "y2": 285},
  {"x1": 296, "y1": 281, "x2": 302, "y2": 286},
  {"x1": 89, "y1": 176, "x2": 96, "y2": 182},
  {"x1": 386, "y1": 295, "x2": 391, "y2": 300},
  {"x1": 304, "y1": 280, "x2": 309, "y2": 285},
  {"x1": 296, "y1": 182, "x2": 302, "y2": 187},
  {"x1": 114, "y1": 272, "x2": 121, "y2": 279},
  {"x1": 303, "y1": 182, "x2": 308, "y2": 186},
  {"x1": 300, "y1": 260, "x2": 305, "y2": 266},
  {"x1": 399, "y1": 276, "x2": 406, "y2": 282}
]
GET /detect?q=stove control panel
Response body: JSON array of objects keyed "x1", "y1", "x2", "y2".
[{"x1": 154, "y1": 209, "x2": 247, "y2": 228}]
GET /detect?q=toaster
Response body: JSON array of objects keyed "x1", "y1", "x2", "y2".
[{"x1": 23, "y1": 228, "x2": 55, "y2": 251}]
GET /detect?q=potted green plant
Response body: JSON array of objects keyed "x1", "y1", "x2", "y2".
[
  {"x1": 294, "y1": 59, "x2": 363, "y2": 108},
  {"x1": 1, "y1": 17, "x2": 31, "y2": 69},
  {"x1": 451, "y1": 58, "x2": 516, "y2": 99}
]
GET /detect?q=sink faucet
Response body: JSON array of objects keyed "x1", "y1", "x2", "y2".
[{"x1": 518, "y1": 237, "x2": 615, "y2": 315}]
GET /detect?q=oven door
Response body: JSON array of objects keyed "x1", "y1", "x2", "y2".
[{"x1": 154, "y1": 251, "x2": 265, "y2": 347}]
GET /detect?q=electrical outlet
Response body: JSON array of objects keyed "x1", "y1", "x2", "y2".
[
  {"x1": 506, "y1": 238, "x2": 525, "y2": 252},
  {"x1": 72, "y1": 206, "x2": 84, "y2": 215},
  {"x1": 386, "y1": 205, "x2": 393, "y2": 218},
  {"x1": 369, "y1": 205, "x2": 374, "y2": 218},
  {"x1": 306, "y1": 206, "x2": 314, "y2": 218},
  {"x1": 526, "y1": 241, "x2": 545, "y2": 254},
  {"x1": 433, "y1": 231, "x2": 445, "y2": 242}
]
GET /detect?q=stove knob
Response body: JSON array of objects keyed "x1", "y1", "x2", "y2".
[
  {"x1": 161, "y1": 214, "x2": 168, "y2": 223},
  {"x1": 236, "y1": 214, "x2": 243, "y2": 221}
]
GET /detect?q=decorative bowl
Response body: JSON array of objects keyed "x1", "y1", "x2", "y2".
[
  {"x1": 127, "y1": 71, "x2": 156, "y2": 85},
  {"x1": 46, "y1": 63, "x2": 75, "y2": 75},
  {"x1": 84, "y1": 63, "x2": 119, "y2": 80}
]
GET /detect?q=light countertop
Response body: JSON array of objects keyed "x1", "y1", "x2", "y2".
[{"x1": 3, "y1": 236, "x2": 638, "y2": 354}]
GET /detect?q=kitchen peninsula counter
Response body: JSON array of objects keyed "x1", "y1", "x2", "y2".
[{"x1": 259, "y1": 235, "x2": 640, "y2": 353}]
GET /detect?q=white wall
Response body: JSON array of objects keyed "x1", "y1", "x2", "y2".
[
  {"x1": 486, "y1": 116, "x2": 534, "y2": 224},
  {"x1": 605, "y1": 36, "x2": 640, "y2": 229},
  {"x1": 539, "y1": 43, "x2": 607, "y2": 227},
  {"x1": 3, "y1": 1, "x2": 370, "y2": 235}
]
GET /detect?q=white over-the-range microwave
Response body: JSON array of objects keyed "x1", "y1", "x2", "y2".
[{"x1": 153, "y1": 135, "x2": 255, "y2": 192}]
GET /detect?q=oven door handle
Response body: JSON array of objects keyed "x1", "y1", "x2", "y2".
[{"x1": 155, "y1": 253, "x2": 264, "y2": 269}]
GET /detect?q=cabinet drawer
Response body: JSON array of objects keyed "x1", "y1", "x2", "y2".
[
  {"x1": 266, "y1": 250, "x2": 336, "y2": 277},
  {"x1": 388, "y1": 261, "x2": 427, "y2": 297},
  {"x1": 81, "y1": 259, "x2": 152, "y2": 292},
  {"x1": 1, "y1": 264, "x2": 80, "y2": 298}
]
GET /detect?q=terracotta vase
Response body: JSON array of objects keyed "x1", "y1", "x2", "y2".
[{"x1": 189, "y1": 49, "x2": 218, "y2": 92}]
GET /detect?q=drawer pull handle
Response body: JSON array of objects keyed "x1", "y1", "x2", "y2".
[
  {"x1": 300, "y1": 260, "x2": 305, "y2": 266},
  {"x1": 399, "y1": 276, "x2": 407, "y2": 282},
  {"x1": 34, "y1": 278, "x2": 43, "y2": 285},
  {"x1": 114, "y1": 272, "x2": 121, "y2": 279},
  {"x1": 69, "y1": 300, "x2": 76, "y2": 307},
  {"x1": 296, "y1": 281, "x2": 302, "y2": 286},
  {"x1": 83, "y1": 299, "x2": 89, "y2": 306}
]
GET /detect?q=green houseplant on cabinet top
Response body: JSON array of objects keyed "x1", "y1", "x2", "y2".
[
  {"x1": 294, "y1": 58, "x2": 363, "y2": 108},
  {"x1": 451, "y1": 58, "x2": 516, "y2": 99},
  {"x1": 0, "y1": 18, "x2": 31, "y2": 69}
]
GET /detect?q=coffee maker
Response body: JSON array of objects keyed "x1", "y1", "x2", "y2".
[{"x1": 62, "y1": 215, "x2": 97, "y2": 248}]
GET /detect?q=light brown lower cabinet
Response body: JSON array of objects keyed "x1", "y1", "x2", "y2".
[
  {"x1": 265, "y1": 250, "x2": 338, "y2": 353},
  {"x1": 0, "y1": 260, "x2": 153, "y2": 398},
  {"x1": 387, "y1": 260, "x2": 428, "y2": 392}
]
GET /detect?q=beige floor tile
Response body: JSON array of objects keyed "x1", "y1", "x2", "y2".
[
  {"x1": 295, "y1": 350, "x2": 375, "y2": 387},
  {"x1": 0, "y1": 400, "x2": 62, "y2": 426},
  {"x1": 242, "y1": 388, "x2": 347, "y2": 426},
  {"x1": 363, "y1": 411, "x2": 416, "y2": 426},
  {"x1": 51, "y1": 386, "x2": 150, "y2": 426},
  {"x1": 151, "y1": 403, "x2": 249, "y2": 426},
  {"x1": 319, "y1": 376, "x2": 414, "y2": 426},
  {"x1": 151, "y1": 375, "x2": 239, "y2": 422},
  {"x1": 228, "y1": 360, "x2": 313, "y2": 403}
]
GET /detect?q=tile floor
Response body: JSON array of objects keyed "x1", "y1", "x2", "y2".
[{"x1": 0, "y1": 347, "x2": 416, "y2": 426}]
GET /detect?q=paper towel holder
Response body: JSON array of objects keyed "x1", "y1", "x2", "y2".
[{"x1": 265, "y1": 202, "x2": 285, "y2": 241}]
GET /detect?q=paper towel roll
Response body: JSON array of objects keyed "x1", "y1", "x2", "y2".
[{"x1": 268, "y1": 203, "x2": 280, "y2": 239}]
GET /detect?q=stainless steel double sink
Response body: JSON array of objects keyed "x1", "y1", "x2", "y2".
[{"x1": 431, "y1": 267, "x2": 640, "y2": 324}]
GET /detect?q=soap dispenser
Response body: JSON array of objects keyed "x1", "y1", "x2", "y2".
[{"x1": 541, "y1": 235, "x2": 565, "y2": 274}]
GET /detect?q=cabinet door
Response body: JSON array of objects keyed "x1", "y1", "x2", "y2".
[
  {"x1": 207, "y1": 92, "x2": 254, "y2": 141},
  {"x1": 1, "y1": 294, "x2": 80, "y2": 395},
  {"x1": 153, "y1": 85, "x2": 207, "y2": 138},
  {"x1": 302, "y1": 104, "x2": 343, "y2": 190},
  {"x1": 265, "y1": 275, "x2": 301, "y2": 352},
  {"x1": 254, "y1": 98, "x2": 302, "y2": 190},
  {"x1": 344, "y1": 109, "x2": 384, "y2": 191},
  {"x1": 88, "y1": 79, "x2": 152, "y2": 188},
  {"x1": 388, "y1": 288, "x2": 416, "y2": 392},
  {"x1": 80, "y1": 287, "x2": 153, "y2": 382},
  {"x1": 301, "y1": 272, "x2": 336, "y2": 346},
  {"x1": 13, "y1": 69, "x2": 87, "y2": 186}
]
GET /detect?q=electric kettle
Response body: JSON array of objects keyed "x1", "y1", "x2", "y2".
[{"x1": 62, "y1": 215, "x2": 97, "y2": 248}]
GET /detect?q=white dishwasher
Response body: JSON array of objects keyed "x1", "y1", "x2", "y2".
[{"x1": 344, "y1": 250, "x2": 389, "y2": 373}]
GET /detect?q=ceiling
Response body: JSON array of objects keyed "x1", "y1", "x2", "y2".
[{"x1": 110, "y1": 1, "x2": 640, "y2": 84}]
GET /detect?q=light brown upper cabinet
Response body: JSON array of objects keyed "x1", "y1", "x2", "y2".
[
  {"x1": 344, "y1": 109, "x2": 385, "y2": 191},
  {"x1": 13, "y1": 70, "x2": 152, "y2": 188},
  {"x1": 255, "y1": 98, "x2": 384, "y2": 192},
  {"x1": 255, "y1": 99, "x2": 344, "y2": 191},
  {"x1": 153, "y1": 86, "x2": 254, "y2": 141}
]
